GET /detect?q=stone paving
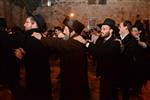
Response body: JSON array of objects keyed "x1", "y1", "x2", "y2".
[{"x1": 0, "y1": 59, "x2": 150, "y2": 100}]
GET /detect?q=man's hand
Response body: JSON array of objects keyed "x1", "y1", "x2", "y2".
[
  {"x1": 115, "y1": 38, "x2": 124, "y2": 52},
  {"x1": 14, "y1": 48, "x2": 25, "y2": 59},
  {"x1": 138, "y1": 41, "x2": 147, "y2": 48},
  {"x1": 73, "y1": 35, "x2": 86, "y2": 44},
  {"x1": 31, "y1": 32, "x2": 42, "y2": 40}
]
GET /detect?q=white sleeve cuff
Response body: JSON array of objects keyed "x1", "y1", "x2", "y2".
[{"x1": 85, "y1": 42, "x2": 90, "y2": 48}]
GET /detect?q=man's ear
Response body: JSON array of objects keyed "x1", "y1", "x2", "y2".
[
  {"x1": 139, "y1": 30, "x2": 142, "y2": 34},
  {"x1": 110, "y1": 29, "x2": 113, "y2": 33},
  {"x1": 32, "y1": 22, "x2": 38, "y2": 29},
  {"x1": 125, "y1": 26, "x2": 128, "y2": 31}
]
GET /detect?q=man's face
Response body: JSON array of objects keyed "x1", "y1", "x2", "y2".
[
  {"x1": 63, "y1": 26, "x2": 70, "y2": 36},
  {"x1": 100, "y1": 25, "x2": 112, "y2": 38},
  {"x1": 119, "y1": 22, "x2": 126, "y2": 35},
  {"x1": 131, "y1": 27, "x2": 141, "y2": 39},
  {"x1": 55, "y1": 29, "x2": 61, "y2": 36},
  {"x1": 24, "y1": 17, "x2": 33, "y2": 31}
]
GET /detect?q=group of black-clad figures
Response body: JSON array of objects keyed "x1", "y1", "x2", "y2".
[{"x1": 0, "y1": 14, "x2": 150, "y2": 100}]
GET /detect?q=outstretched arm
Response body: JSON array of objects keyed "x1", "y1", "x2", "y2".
[{"x1": 73, "y1": 35, "x2": 86, "y2": 44}]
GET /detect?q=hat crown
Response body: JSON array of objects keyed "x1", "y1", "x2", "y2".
[
  {"x1": 63, "y1": 17, "x2": 85, "y2": 34},
  {"x1": 103, "y1": 18, "x2": 115, "y2": 28},
  {"x1": 102, "y1": 18, "x2": 119, "y2": 34}
]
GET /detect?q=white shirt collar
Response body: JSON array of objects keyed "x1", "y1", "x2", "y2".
[
  {"x1": 104, "y1": 33, "x2": 112, "y2": 41},
  {"x1": 120, "y1": 32, "x2": 129, "y2": 40}
]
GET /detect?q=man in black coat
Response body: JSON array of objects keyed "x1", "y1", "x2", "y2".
[
  {"x1": 131, "y1": 23, "x2": 149, "y2": 96},
  {"x1": 118, "y1": 20, "x2": 139, "y2": 100},
  {"x1": 0, "y1": 18, "x2": 22, "y2": 99},
  {"x1": 32, "y1": 16, "x2": 90, "y2": 100},
  {"x1": 15, "y1": 14, "x2": 52, "y2": 100},
  {"x1": 76, "y1": 18, "x2": 121, "y2": 100},
  {"x1": 0, "y1": 18, "x2": 8, "y2": 85},
  {"x1": 90, "y1": 18, "x2": 121, "y2": 100}
]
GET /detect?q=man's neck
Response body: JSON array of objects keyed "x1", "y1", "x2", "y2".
[
  {"x1": 120, "y1": 32, "x2": 129, "y2": 40},
  {"x1": 104, "y1": 33, "x2": 112, "y2": 41}
]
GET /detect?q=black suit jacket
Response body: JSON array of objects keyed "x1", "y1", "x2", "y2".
[
  {"x1": 121, "y1": 34, "x2": 138, "y2": 67},
  {"x1": 89, "y1": 35, "x2": 121, "y2": 78}
]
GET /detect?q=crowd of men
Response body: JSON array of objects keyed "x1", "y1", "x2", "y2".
[{"x1": 0, "y1": 14, "x2": 150, "y2": 100}]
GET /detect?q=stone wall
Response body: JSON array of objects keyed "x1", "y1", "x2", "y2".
[
  {"x1": 0, "y1": 0, "x2": 26, "y2": 27},
  {"x1": 0, "y1": 0, "x2": 150, "y2": 30},
  {"x1": 34, "y1": 0, "x2": 150, "y2": 30}
]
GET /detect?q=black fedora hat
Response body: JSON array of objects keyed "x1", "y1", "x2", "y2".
[
  {"x1": 102, "y1": 18, "x2": 119, "y2": 34},
  {"x1": 102, "y1": 18, "x2": 116, "y2": 30},
  {"x1": 63, "y1": 16, "x2": 85, "y2": 34}
]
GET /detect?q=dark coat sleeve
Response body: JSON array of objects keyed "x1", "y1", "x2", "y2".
[{"x1": 41, "y1": 37, "x2": 74, "y2": 54}]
